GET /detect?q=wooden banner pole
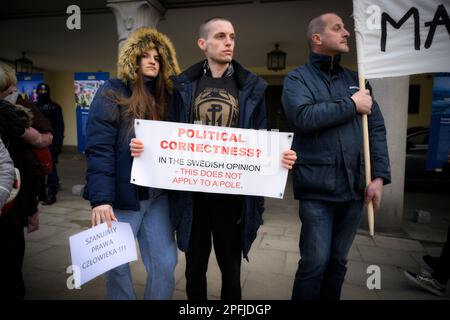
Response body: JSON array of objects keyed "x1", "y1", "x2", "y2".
[{"x1": 359, "y1": 76, "x2": 375, "y2": 238}]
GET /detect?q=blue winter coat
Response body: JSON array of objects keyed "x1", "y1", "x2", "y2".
[
  {"x1": 83, "y1": 79, "x2": 148, "y2": 210},
  {"x1": 167, "y1": 60, "x2": 268, "y2": 259},
  {"x1": 282, "y1": 52, "x2": 391, "y2": 201}
]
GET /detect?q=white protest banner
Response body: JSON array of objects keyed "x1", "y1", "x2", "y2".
[
  {"x1": 69, "y1": 222, "x2": 137, "y2": 286},
  {"x1": 131, "y1": 120, "x2": 293, "y2": 199},
  {"x1": 353, "y1": 0, "x2": 450, "y2": 79}
]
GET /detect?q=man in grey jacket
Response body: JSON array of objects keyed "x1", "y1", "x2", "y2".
[
  {"x1": 0, "y1": 137, "x2": 14, "y2": 209},
  {"x1": 282, "y1": 13, "x2": 390, "y2": 300}
]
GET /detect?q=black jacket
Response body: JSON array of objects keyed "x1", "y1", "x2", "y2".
[
  {"x1": 167, "y1": 60, "x2": 268, "y2": 259},
  {"x1": 37, "y1": 100, "x2": 64, "y2": 155},
  {"x1": 282, "y1": 52, "x2": 391, "y2": 201}
]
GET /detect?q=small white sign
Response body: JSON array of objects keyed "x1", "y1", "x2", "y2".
[{"x1": 69, "y1": 222, "x2": 137, "y2": 286}]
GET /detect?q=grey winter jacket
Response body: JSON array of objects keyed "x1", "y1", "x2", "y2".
[{"x1": 0, "y1": 137, "x2": 14, "y2": 208}]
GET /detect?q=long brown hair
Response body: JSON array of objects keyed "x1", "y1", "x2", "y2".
[{"x1": 108, "y1": 49, "x2": 168, "y2": 136}]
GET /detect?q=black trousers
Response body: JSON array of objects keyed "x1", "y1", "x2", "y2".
[
  {"x1": 0, "y1": 219, "x2": 26, "y2": 299},
  {"x1": 435, "y1": 227, "x2": 450, "y2": 284},
  {"x1": 185, "y1": 192, "x2": 243, "y2": 300}
]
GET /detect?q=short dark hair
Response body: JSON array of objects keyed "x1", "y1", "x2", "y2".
[
  {"x1": 199, "y1": 17, "x2": 232, "y2": 39},
  {"x1": 306, "y1": 13, "x2": 339, "y2": 45}
]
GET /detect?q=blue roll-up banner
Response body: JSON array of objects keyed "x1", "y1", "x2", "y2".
[
  {"x1": 75, "y1": 72, "x2": 109, "y2": 154},
  {"x1": 426, "y1": 73, "x2": 450, "y2": 171},
  {"x1": 16, "y1": 73, "x2": 44, "y2": 103}
]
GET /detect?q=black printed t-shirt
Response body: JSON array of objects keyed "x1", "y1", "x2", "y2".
[{"x1": 193, "y1": 75, "x2": 239, "y2": 128}]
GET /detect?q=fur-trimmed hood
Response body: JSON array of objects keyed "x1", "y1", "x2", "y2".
[{"x1": 118, "y1": 28, "x2": 180, "y2": 91}]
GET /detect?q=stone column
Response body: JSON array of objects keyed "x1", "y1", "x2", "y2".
[
  {"x1": 360, "y1": 76, "x2": 410, "y2": 233},
  {"x1": 107, "y1": 0, "x2": 166, "y2": 53}
]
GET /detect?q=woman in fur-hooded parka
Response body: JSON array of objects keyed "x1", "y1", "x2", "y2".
[{"x1": 83, "y1": 28, "x2": 180, "y2": 300}]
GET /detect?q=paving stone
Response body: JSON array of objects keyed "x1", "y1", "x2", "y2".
[
  {"x1": 41, "y1": 227, "x2": 84, "y2": 246},
  {"x1": 19, "y1": 155, "x2": 450, "y2": 300},
  {"x1": 174, "y1": 257, "x2": 187, "y2": 285},
  {"x1": 259, "y1": 235, "x2": 299, "y2": 252},
  {"x1": 243, "y1": 249, "x2": 286, "y2": 274},
  {"x1": 38, "y1": 213, "x2": 67, "y2": 226},
  {"x1": 357, "y1": 244, "x2": 420, "y2": 269},
  {"x1": 374, "y1": 264, "x2": 409, "y2": 291},
  {"x1": 172, "y1": 289, "x2": 188, "y2": 300},
  {"x1": 377, "y1": 285, "x2": 450, "y2": 300},
  {"x1": 129, "y1": 249, "x2": 185, "y2": 288},
  {"x1": 242, "y1": 271, "x2": 293, "y2": 300},
  {"x1": 45, "y1": 216, "x2": 90, "y2": 229},
  {"x1": 64, "y1": 218, "x2": 91, "y2": 229},
  {"x1": 424, "y1": 246, "x2": 444, "y2": 257},
  {"x1": 402, "y1": 221, "x2": 448, "y2": 243},
  {"x1": 257, "y1": 225, "x2": 285, "y2": 236},
  {"x1": 341, "y1": 283, "x2": 379, "y2": 300},
  {"x1": 348, "y1": 244, "x2": 363, "y2": 261},
  {"x1": 265, "y1": 199, "x2": 298, "y2": 211},
  {"x1": 174, "y1": 270, "x2": 221, "y2": 298},
  {"x1": 25, "y1": 242, "x2": 53, "y2": 259},
  {"x1": 38, "y1": 205, "x2": 77, "y2": 215},
  {"x1": 205, "y1": 271, "x2": 223, "y2": 299},
  {"x1": 345, "y1": 261, "x2": 407, "y2": 290},
  {"x1": 134, "y1": 284, "x2": 145, "y2": 300},
  {"x1": 129, "y1": 260, "x2": 147, "y2": 287},
  {"x1": 284, "y1": 226, "x2": 300, "y2": 238},
  {"x1": 373, "y1": 235, "x2": 425, "y2": 252},
  {"x1": 175, "y1": 275, "x2": 186, "y2": 291},
  {"x1": 174, "y1": 249, "x2": 222, "y2": 298},
  {"x1": 262, "y1": 213, "x2": 299, "y2": 228},
  {"x1": 54, "y1": 199, "x2": 92, "y2": 211},
  {"x1": 283, "y1": 252, "x2": 300, "y2": 277},
  {"x1": 240, "y1": 269, "x2": 249, "y2": 288},
  {"x1": 24, "y1": 245, "x2": 72, "y2": 273},
  {"x1": 25, "y1": 225, "x2": 68, "y2": 243},
  {"x1": 354, "y1": 234, "x2": 376, "y2": 246},
  {"x1": 60, "y1": 275, "x2": 106, "y2": 300},
  {"x1": 345, "y1": 261, "x2": 372, "y2": 288},
  {"x1": 23, "y1": 268, "x2": 68, "y2": 299},
  {"x1": 63, "y1": 209, "x2": 93, "y2": 220},
  {"x1": 410, "y1": 252, "x2": 431, "y2": 270}
]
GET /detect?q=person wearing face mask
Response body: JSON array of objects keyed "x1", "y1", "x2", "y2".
[
  {"x1": 35, "y1": 83, "x2": 64, "y2": 205},
  {"x1": 83, "y1": 28, "x2": 180, "y2": 300},
  {"x1": 0, "y1": 63, "x2": 53, "y2": 150}
]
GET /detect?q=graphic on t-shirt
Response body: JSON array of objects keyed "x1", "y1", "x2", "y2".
[{"x1": 194, "y1": 87, "x2": 239, "y2": 127}]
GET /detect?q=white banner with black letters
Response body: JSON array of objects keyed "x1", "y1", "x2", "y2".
[{"x1": 353, "y1": 0, "x2": 450, "y2": 79}]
